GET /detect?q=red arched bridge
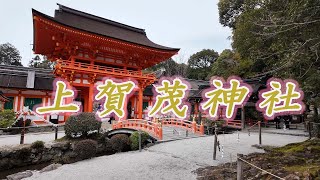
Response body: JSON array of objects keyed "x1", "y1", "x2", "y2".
[{"x1": 112, "y1": 118, "x2": 205, "y2": 140}]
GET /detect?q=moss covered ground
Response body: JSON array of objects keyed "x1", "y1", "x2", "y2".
[{"x1": 196, "y1": 139, "x2": 320, "y2": 179}]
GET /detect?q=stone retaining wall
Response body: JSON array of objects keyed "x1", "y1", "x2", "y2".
[{"x1": 0, "y1": 139, "x2": 113, "y2": 171}]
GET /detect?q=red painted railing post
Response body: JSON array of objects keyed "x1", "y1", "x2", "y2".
[
  {"x1": 192, "y1": 118, "x2": 197, "y2": 133},
  {"x1": 200, "y1": 120, "x2": 204, "y2": 135},
  {"x1": 154, "y1": 123, "x2": 158, "y2": 138},
  {"x1": 158, "y1": 122, "x2": 163, "y2": 140},
  {"x1": 119, "y1": 121, "x2": 123, "y2": 128}
]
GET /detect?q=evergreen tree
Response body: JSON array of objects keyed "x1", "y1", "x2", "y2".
[{"x1": 0, "y1": 43, "x2": 22, "y2": 66}]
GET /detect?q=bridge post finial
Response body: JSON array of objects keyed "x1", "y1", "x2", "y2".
[
  {"x1": 159, "y1": 125, "x2": 163, "y2": 140},
  {"x1": 200, "y1": 120, "x2": 205, "y2": 135},
  {"x1": 192, "y1": 120, "x2": 196, "y2": 133}
]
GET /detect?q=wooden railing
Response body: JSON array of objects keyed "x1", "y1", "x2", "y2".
[
  {"x1": 56, "y1": 60, "x2": 156, "y2": 80},
  {"x1": 159, "y1": 118, "x2": 205, "y2": 135},
  {"x1": 226, "y1": 120, "x2": 242, "y2": 129},
  {"x1": 112, "y1": 118, "x2": 205, "y2": 140},
  {"x1": 112, "y1": 119, "x2": 162, "y2": 140}
]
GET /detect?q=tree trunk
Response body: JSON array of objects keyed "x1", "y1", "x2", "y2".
[
  {"x1": 313, "y1": 104, "x2": 320, "y2": 138},
  {"x1": 314, "y1": 104, "x2": 319, "y2": 123}
]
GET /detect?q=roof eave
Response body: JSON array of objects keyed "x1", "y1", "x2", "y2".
[{"x1": 32, "y1": 9, "x2": 180, "y2": 53}]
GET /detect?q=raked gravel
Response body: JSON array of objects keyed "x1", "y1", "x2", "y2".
[{"x1": 26, "y1": 132, "x2": 307, "y2": 180}]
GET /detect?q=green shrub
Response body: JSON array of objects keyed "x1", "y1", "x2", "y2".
[
  {"x1": 95, "y1": 134, "x2": 114, "y2": 155},
  {"x1": 95, "y1": 132, "x2": 108, "y2": 143},
  {"x1": 203, "y1": 119, "x2": 225, "y2": 128},
  {"x1": 104, "y1": 138, "x2": 114, "y2": 154},
  {"x1": 110, "y1": 134, "x2": 131, "y2": 152},
  {"x1": 65, "y1": 112, "x2": 101, "y2": 138},
  {"x1": 60, "y1": 153, "x2": 77, "y2": 164},
  {"x1": 94, "y1": 133, "x2": 114, "y2": 154},
  {"x1": 73, "y1": 139, "x2": 98, "y2": 160},
  {"x1": 15, "y1": 147, "x2": 31, "y2": 160},
  {"x1": 31, "y1": 140, "x2": 45, "y2": 149},
  {"x1": 129, "y1": 131, "x2": 150, "y2": 150},
  {"x1": 0, "y1": 109, "x2": 16, "y2": 128}
]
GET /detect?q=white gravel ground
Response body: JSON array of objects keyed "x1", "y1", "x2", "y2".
[
  {"x1": 0, "y1": 132, "x2": 64, "y2": 147},
  {"x1": 26, "y1": 132, "x2": 307, "y2": 180}
]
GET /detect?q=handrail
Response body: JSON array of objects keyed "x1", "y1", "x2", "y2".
[
  {"x1": 56, "y1": 60, "x2": 155, "y2": 79},
  {"x1": 112, "y1": 119, "x2": 162, "y2": 139},
  {"x1": 247, "y1": 121, "x2": 259, "y2": 131},
  {"x1": 158, "y1": 118, "x2": 203, "y2": 134},
  {"x1": 112, "y1": 118, "x2": 205, "y2": 139},
  {"x1": 158, "y1": 118, "x2": 193, "y2": 124},
  {"x1": 117, "y1": 119, "x2": 158, "y2": 126}
]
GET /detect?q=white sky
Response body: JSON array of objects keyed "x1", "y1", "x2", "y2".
[{"x1": 0, "y1": 0, "x2": 232, "y2": 66}]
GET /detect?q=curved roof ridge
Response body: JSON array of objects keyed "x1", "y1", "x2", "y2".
[
  {"x1": 56, "y1": 3, "x2": 146, "y2": 35},
  {"x1": 33, "y1": 8, "x2": 179, "y2": 52}
]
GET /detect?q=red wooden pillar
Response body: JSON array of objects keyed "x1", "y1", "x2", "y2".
[
  {"x1": 44, "y1": 93, "x2": 50, "y2": 120},
  {"x1": 195, "y1": 103, "x2": 199, "y2": 118},
  {"x1": 88, "y1": 84, "x2": 94, "y2": 112},
  {"x1": 138, "y1": 87, "x2": 143, "y2": 119},
  {"x1": 17, "y1": 91, "x2": 22, "y2": 112},
  {"x1": 64, "y1": 82, "x2": 73, "y2": 122}
]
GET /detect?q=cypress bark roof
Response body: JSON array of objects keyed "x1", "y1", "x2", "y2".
[
  {"x1": 0, "y1": 65, "x2": 54, "y2": 91},
  {"x1": 32, "y1": 4, "x2": 179, "y2": 52}
]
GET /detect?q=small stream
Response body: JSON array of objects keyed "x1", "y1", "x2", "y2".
[{"x1": 0, "y1": 162, "x2": 51, "y2": 180}]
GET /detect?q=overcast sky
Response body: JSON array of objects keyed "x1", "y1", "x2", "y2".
[{"x1": 0, "y1": 0, "x2": 232, "y2": 66}]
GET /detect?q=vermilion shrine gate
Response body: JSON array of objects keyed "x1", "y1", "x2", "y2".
[
  {"x1": 32, "y1": 4, "x2": 204, "y2": 139},
  {"x1": 32, "y1": 4, "x2": 179, "y2": 119}
]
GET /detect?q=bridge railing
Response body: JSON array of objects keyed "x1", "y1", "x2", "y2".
[
  {"x1": 157, "y1": 118, "x2": 204, "y2": 135},
  {"x1": 112, "y1": 119, "x2": 163, "y2": 140},
  {"x1": 226, "y1": 120, "x2": 242, "y2": 129},
  {"x1": 112, "y1": 118, "x2": 205, "y2": 140}
]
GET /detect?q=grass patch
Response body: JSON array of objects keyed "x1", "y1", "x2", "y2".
[
  {"x1": 273, "y1": 142, "x2": 305, "y2": 153},
  {"x1": 273, "y1": 139, "x2": 320, "y2": 154},
  {"x1": 285, "y1": 164, "x2": 320, "y2": 176}
]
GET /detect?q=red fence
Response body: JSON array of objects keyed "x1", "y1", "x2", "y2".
[
  {"x1": 112, "y1": 118, "x2": 205, "y2": 140},
  {"x1": 160, "y1": 118, "x2": 204, "y2": 135},
  {"x1": 112, "y1": 119, "x2": 163, "y2": 139}
]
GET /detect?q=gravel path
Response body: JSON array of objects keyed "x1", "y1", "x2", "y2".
[
  {"x1": 0, "y1": 132, "x2": 64, "y2": 147},
  {"x1": 26, "y1": 132, "x2": 307, "y2": 180}
]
